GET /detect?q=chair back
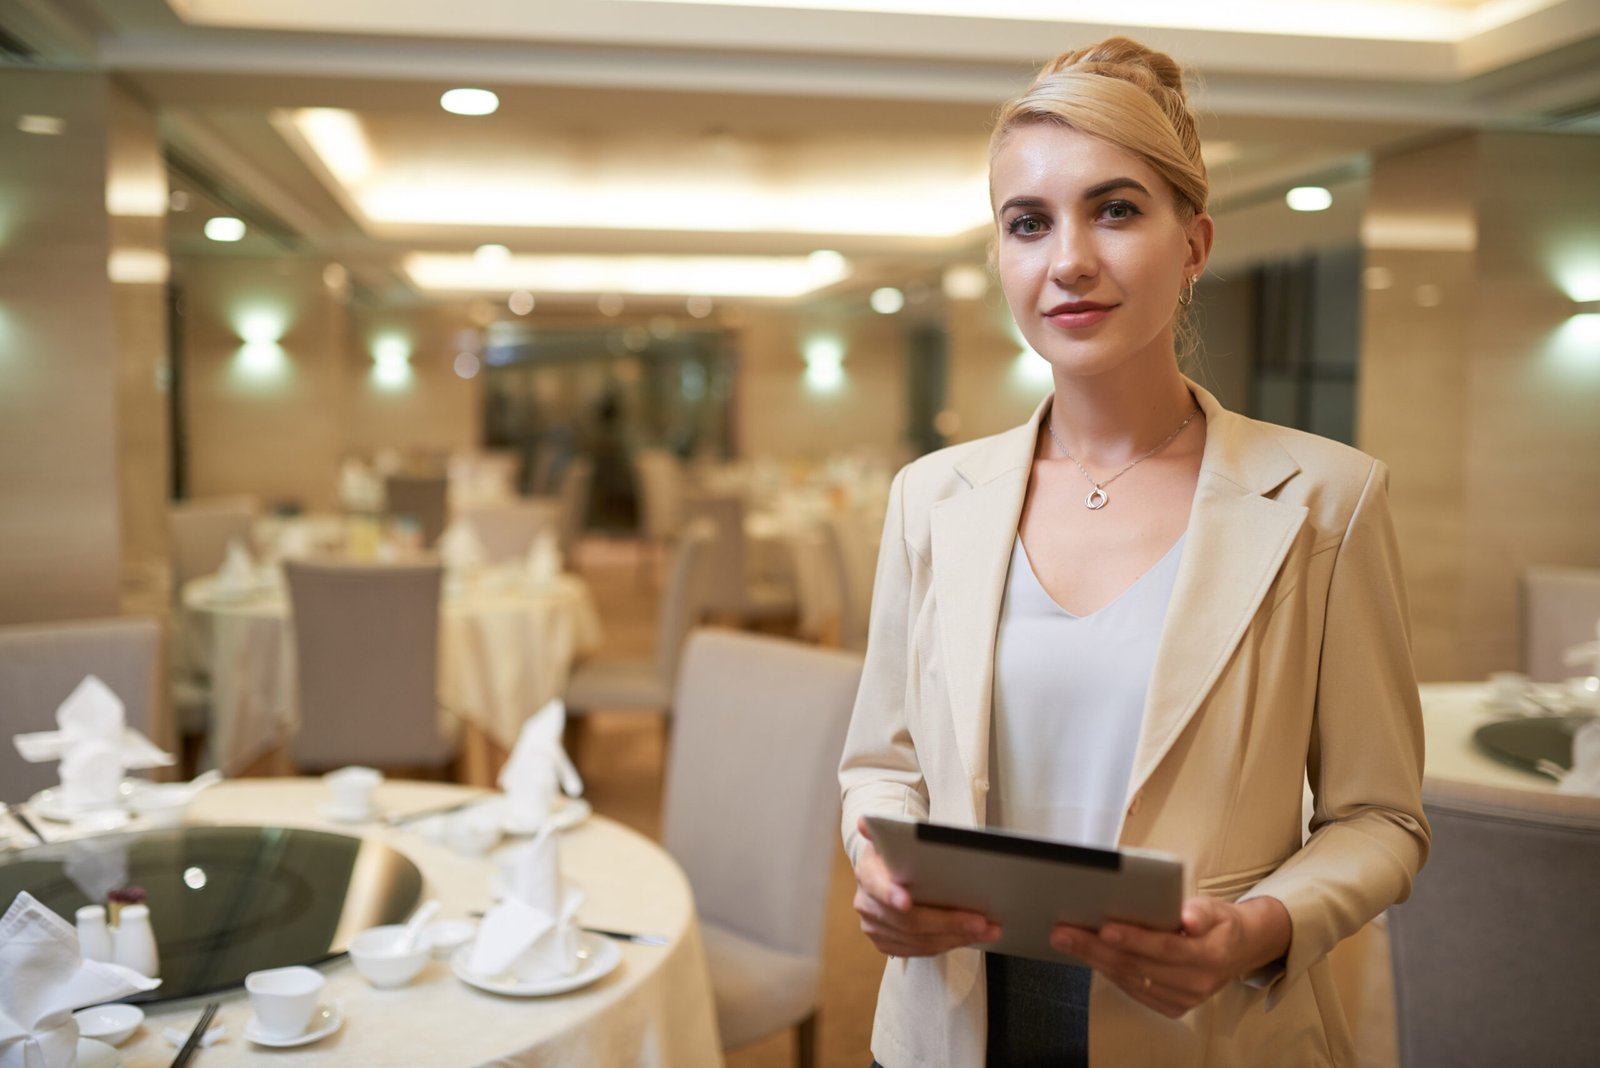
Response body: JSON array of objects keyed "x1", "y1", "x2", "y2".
[
  {"x1": 169, "y1": 497, "x2": 258, "y2": 592},
  {"x1": 654, "y1": 522, "x2": 715, "y2": 687},
  {"x1": 384, "y1": 475, "x2": 449, "y2": 548},
  {"x1": 284, "y1": 561, "x2": 452, "y2": 771},
  {"x1": 681, "y1": 493, "x2": 749, "y2": 617},
  {"x1": 823, "y1": 514, "x2": 876, "y2": 652},
  {"x1": 634, "y1": 449, "x2": 685, "y2": 542},
  {"x1": 1520, "y1": 565, "x2": 1600, "y2": 681},
  {"x1": 554, "y1": 457, "x2": 594, "y2": 560},
  {"x1": 1388, "y1": 779, "x2": 1600, "y2": 1068},
  {"x1": 662, "y1": 629, "x2": 863, "y2": 957},
  {"x1": 0, "y1": 618, "x2": 161, "y2": 803},
  {"x1": 457, "y1": 500, "x2": 563, "y2": 565}
]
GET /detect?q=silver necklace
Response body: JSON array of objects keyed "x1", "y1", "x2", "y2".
[{"x1": 1046, "y1": 404, "x2": 1202, "y2": 510}]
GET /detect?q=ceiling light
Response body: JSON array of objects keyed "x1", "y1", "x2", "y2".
[
  {"x1": 508, "y1": 290, "x2": 535, "y2": 315},
  {"x1": 292, "y1": 109, "x2": 373, "y2": 183},
  {"x1": 870, "y1": 287, "x2": 905, "y2": 315},
  {"x1": 405, "y1": 252, "x2": 852, "y2": 300},
  {"x1": 597, "y1": 294, "x2": 625, "y2": 316},
  {"x1": 205, "y1": 217, "x2": 247, "y2": 242},
  {"x1": 440, "y1": 89, "x2": 499, "y2": 116},
  {"x1": 808, "y1": 250, "x2": 847, "y2": 274},
  {"x1": 475, "y1": 243, "x2": 511, "y2": 265},
  {"x1": 686, "y1": 296, "x2": 714, "y2": 319},
  {"x1": 1286, "y1": 186, "x2": 1333, "y2": 212},
  {"x1": 17, "y1": 115, "x2": 64, "y2": 135}
]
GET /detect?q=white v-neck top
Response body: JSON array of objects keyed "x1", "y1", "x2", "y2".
[{"x1": 987, "y1": 534, "x2": 1186, "y2": 847}]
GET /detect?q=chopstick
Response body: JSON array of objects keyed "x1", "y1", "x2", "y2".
[
  {"x1": 466, "y1": 911, "x2": 668, "y2": 946},
  {"x1": 9, "y1": 808, "x2": 47, "y2": 845},
  {"x1": 169, "y1": 1001, "x2": 219, "y2": 1068},
  {"x1": 385, "y1": 798, "x2": 483, "y2": 827}
]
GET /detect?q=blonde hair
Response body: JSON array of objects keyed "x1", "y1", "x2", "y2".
[{"x1": 990, "y1": 37, "x2": 1208, "y2": 220}]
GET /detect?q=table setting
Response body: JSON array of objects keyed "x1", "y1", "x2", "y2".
[{"x1": 0, "y1": 701, "x2": 722, "y2": 1067}]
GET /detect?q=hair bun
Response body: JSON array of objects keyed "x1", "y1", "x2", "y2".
[{"x1": 1038, "y1": 36, "x2": 1189, "y2": 101}]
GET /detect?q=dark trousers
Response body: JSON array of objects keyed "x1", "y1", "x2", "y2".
[{"x1": 870, "y1": 953, "x2": 1092, "y2": 1067}]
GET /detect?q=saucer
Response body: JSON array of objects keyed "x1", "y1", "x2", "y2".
[
  {"x1": 29, "y1": 781, "x2": 151, "y2": 822},
  {"x1": 318, "y1": 803, "x2": 375, "y2": 824},
  {"x1": 244, "y1": 1002, "x2": 343, "y2": 1047},
  {"x1": 451, "y1": 932, "x2": 621, "y2": 997}
]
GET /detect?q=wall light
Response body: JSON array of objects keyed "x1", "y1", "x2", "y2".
[
  {"x1": 1286, "y1": 186, "x2": 1333, "y2": 212},
  {"x1": 1008, "y1": 319, "x2": 1054, "y2": 389},
  {"x1": 803, "y1": 335, "x2": 845, "y2": 394},
  {"x1": 372, "y1": 334, "x2": 413, "y2": 391},
  {"x1": 1573, "y1": 299, "x2": 1600, "y2": 316},
  {"x1": 234, "y1": 308, "x2": 288, "y2": 345},
  {"x1": 205, "y1": 216, "x2": 246, "y2": 242},
  {"x1": 236, "y1": 342, "x2": 287, "y2": 380},
  {"x1": 441, "y1": 88, "x2": 498, "y2": 116},
  {"x1": 17, "y1": 115, "x2": 64, "y2": 135},
  {"x1": 870, "y1": 287, "x2": 905, "y2": 315}
]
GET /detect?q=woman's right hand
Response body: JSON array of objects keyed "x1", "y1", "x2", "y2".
[{"x1": 852, "y1": 816, "x2": 1002, "y2": 958}]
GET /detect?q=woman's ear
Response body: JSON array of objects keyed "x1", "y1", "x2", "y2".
[{"x1": 1184, "y1": 212, "x2": 1214, "y2": 281}]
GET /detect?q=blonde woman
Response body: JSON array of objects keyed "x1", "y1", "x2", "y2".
[{"x1": 840, "y1": 37, "x2": 1429, "y2": 1067}]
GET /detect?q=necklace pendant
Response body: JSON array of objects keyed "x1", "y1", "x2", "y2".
[{"x1": 1085, "y1": 487, "x2": 1109, "y2": 510}]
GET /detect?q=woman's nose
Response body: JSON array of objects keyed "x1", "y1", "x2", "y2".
[{"x1": 1048, "y1": 224, "x2": 1097, "y2": 288}]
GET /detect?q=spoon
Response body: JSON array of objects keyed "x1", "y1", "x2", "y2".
[{"x1": 399, "y1": 899, "x2": 441, "y2": 952}]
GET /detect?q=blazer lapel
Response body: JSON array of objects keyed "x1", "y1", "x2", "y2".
[
  {"x1": 931, "y1": 404, "x2": 1045, "y2": 820},
  {"x1": 1125, "y1": 383, "x2": 1306, "y2": 802}
]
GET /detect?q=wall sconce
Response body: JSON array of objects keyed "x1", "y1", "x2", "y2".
[
  {"x1": 803, "y1": 335, "x2": 845, "y2": 394},
  {"x1": 372, "y1": 334, "x2": 413, "y2": 391}
]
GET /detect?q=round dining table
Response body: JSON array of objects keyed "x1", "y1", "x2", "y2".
[
  {"x1": 179, "y1": 568, "x2": 603, "y2": 779},
  {"x1": 1419, "y1": 681, "x2": 1572, "y2": 792},
  {"x1": 91, "y1": 778, "x2": 723, "y2": 1067}
]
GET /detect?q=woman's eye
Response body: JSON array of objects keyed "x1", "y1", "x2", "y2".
[
  {"x1": 1007, "y1": 215, "x2": 1047, "y2": 236},
  {"x1": 1101, "y1": 201, "x2": 1140, "y2": 221}
]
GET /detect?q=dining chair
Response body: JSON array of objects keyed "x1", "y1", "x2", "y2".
[
  {"x1": 555, "y1": 457, "x2": 594, "y2": 567},
  {"x1": 0, "y1": 617, "x2": 162, "y2": 803},
  {"x1": 168, "y1": 496, "x2": 259, "y2": 593},
  {"x1": 456, "y1": 499, "x2": 563, "y2": 565},
  {"x1": 563, "y1": 521, "x2": 714, "y2": 722},
  {"x1": 384, "y1": 475, "x2": 449, "y2": 549},
  {"x1": 1520, "y1": 565, "x2": 1600, "y2": 682},
  {"x1": 682, "y1": 492, "x2": 797, "y2": 627},
  {"x1": 822, "y1": 513, "x2": 875, "y2": 652},
  {"x1": 283, "y1": 560, "x2": 455, "y2": 774},
  {"x1": 1387, "y1": 779, "x2": 1600, "y2": 1068},
  {"x1": 632, "y1": 448, "x2": 686, "y2": 580},
  {"x1": 661, "y1": 628, "x2": 864, "y2": 1067}
]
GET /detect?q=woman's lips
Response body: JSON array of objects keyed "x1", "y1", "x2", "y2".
[{"x1": 1045, "y1": 303, "x2": 1114, "y2": 329}]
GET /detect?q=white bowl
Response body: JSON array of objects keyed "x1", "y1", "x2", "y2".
[
  {"x1": 348, "y1": 925, "x2": 430, "y2": 988},
  {"x1": 73, "y1": 1003, "x2": 143, "y2": 1046},
  {"x1": 422, "y1": 920, "x2": 476, "y2": 959},
  {"x1": 128, "y1": 784, "x2": 192, "y2": 827}
]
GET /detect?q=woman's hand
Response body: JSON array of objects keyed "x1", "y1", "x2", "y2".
[
  {"x1": 1050, "y1": 896, "x2": 1292, "y2": 1018},
  {"x1": 852, "y1": 816, "x2": 1002, "y2": 958}
]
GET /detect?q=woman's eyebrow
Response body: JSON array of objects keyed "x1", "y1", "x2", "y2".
[
  {"x1": 996, "y1": 195, "x2": 1048, "y2": 215},
  {"x1": 1082, "y1": 177, "x2": 1150, "y2": 199}
]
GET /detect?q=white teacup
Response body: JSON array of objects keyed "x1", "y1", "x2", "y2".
[
  {"x1": 245, "y1": 966, "x2": 325, "y2": 1040},
  {"x1": 323, "y1": 766, "x2": 383, "y2": 822}
]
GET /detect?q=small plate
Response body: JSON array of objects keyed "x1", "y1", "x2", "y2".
[
  {"x1": 451, "y1": 932, "x2": 621, "y2": 997},
  {"x1": 29, "y1": 781, "x2": 151, "y2": 823},
  {"x1": 244, "y1": 1002, "x2": 343, "y2": 1048}
]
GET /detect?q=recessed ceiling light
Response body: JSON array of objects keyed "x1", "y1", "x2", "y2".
[
  {"x1": 507, "y1": 290, "x2": 535, "y2": 315},
  {"x1": 474, "y1": 243, "x2": 511, "y2": 265},
  {"x1": 870, "y1": 287, "x2": 905, "y2": 315},
  {"x1": 204, "y1": 217, "x2": 247, "y2": 242},
  {"x1": 17, "y1": 115, "x2": 64, "y2": 135},
  {"x1": 169, "y1": 190, "x2": 191, "y2": 212},
  {"x1": 1286, "y1": 186, "x2": 1333, "y2": 212},
  {"x1": 440, "y1": 88, "x2": 499, "y2": 116}
]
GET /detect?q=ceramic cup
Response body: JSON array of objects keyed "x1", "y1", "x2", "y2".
[
  {"x1": 323, "y1": 766, "x2": 383, "y2": 822},
  {"x1": 245, "y1": 966, "x2": 325, "y2": 1039}
]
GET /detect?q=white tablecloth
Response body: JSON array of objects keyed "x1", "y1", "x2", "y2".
[
  {"x1": 1420, "y1": 681, "x2": 1561, "y2": 793},
  {"x1": 182, "y1": 570, "x2": 603, "y2": 772},
  {"x1": 77, "y1": 779, "x2": 723, "y2": 1067}
]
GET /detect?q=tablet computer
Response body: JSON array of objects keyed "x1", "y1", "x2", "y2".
[{"x1": 864, "y1": 815, "x2": 1186, "y2": 964}]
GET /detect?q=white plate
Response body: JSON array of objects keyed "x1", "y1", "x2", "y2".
[
  {"x1": 451, "y1": 933, "x2": 621, "y2": 997},
  {"x1": 29, "y1": 781, "x2": 152, "y2": 823},
  {"x1": 244, "y1": 1002, "x2": 343, "y2": 1048}
]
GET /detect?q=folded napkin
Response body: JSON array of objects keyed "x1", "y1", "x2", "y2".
[
  {"x1": 0, "y1": 892, "x2": 160, "y2": 1068},
  {"x1": 524, "y1": 532, "x2": 562, "y2": 586},
  {"x1": 498, "y1": 700, "x2": 583, "y2": 833},
  {"x1": 1558, "y1": 719, "x2": 1600, "y2": 796},
  {"x1": 213, "y1": 538, "x2": 257, "y2": 593},
  {"x1": 54, "y1": 678, "x2": 126, "y2": 812},
  {"x1": 439, "y1": 522, "x2": 487, "y2": 571},
  {"x1": 468, "y1": 828, "x2": 582, "y2": 980}
]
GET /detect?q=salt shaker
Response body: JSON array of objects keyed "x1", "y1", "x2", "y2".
[
  {"x1": 75, "y1": 905, "x2": 112, "y2": 963},
  {"x1": 111, "y1": 903, "x2": 160, "y2": 978}
]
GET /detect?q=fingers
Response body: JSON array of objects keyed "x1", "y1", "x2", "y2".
[{"x1": 1050, "y1": 925, "x2": 1222, "y2": 1018}]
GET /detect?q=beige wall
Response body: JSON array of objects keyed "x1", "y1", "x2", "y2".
[
  {"x1": 1359, "y1": 131, "x2": 1600, "y2": 680},
  {"x1": 0, "y1": 70, "x2": 123, "y2": 624},
  {"x1": 342, "y1": 304, "x2": 483, "y2": 460}
]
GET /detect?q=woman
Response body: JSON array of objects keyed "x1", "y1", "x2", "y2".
[{"x1": 839, "y1": 37, "x2": 1429, "y2": 1068}]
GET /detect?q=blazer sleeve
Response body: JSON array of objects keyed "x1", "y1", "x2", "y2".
[
  {"x1": 839, "y1": 467, "x2": 932, "y2": 868},
  {"x1": 1242, "y1": 459, "x2": 1431, "y2": 1003}
]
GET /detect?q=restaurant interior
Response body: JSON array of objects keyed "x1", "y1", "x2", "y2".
[{"x1": 2, "y1": 1, "x2": 1599, "y2": 1066}]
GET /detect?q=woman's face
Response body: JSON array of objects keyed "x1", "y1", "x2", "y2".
[{"x1": 991, "y1": 123, "x2": 1211, "y2": 382}]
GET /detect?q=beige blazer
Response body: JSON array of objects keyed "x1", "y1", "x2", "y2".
[{"x1": 839, "y1": 382, "x2": 1429, "y2": 1068}]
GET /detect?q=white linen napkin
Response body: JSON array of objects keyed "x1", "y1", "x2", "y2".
[
  {"x1": 0, "y1": 892, "x2": 160, "y2": 1068},
  {"x1": 214, "y1": 539, "x2": 256, "y2": 592},
  {"x1": 54, "y1": 678, "x2": 126, "y2": 812},
  {"x1": 438, "y1": 522, "x2": 487, "y2": 570},
  {"x1": 467, "y1": 828, "x2": 582, "y2": 979},
  {"x1": 1558, "y1": 719, "x2": 1600, "y2": 796},
  {"x1": 497, "y1": 700, "x2": 583, "y2": 833},
  {"x1": 524, "y1": 532, "x2": 562, "y2": 586},
  {"x1": 276, "y1": 523, "x2": 315, "y2": 561}
]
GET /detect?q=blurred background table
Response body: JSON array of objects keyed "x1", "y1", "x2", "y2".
[
  {"x1": 66, "y1": 778, "x2": 722, "y2": 1067},
  {"x1": 1421, "y1": 681, "x2": 1566, "y2": 792}
]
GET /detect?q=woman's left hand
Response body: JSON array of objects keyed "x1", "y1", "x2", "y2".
[{"x1": 1050, "y1": 895, "x2": 1292, "y2": 1019}]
